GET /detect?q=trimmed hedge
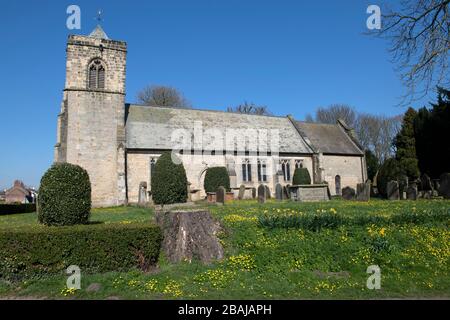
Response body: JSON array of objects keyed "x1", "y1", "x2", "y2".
[
  {"x1": 0, "y1": 203, "x2": 36, "y2": 215},
  {"x1": 0, "y1": 222, "x2": 162, "y2": 280},
  {"x1": 38, "y1": 163, "x2": 91, "y2": 226},
  {"x1": 151, "y1": 152, "x2": 188, "y2": 205},
  {"x1": 293, "y1": 167, "x2": 311, "y2": 185},
  {"x1": 377, "y1": 158, "x2": 402, "y2": 197},
  {"x1": 204, "y1": 167, "x2": 230, "y2": 192}
]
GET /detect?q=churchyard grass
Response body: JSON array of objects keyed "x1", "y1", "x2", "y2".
[{"x1": 0, "y1": 199, "x2": 449, "y2": 299}]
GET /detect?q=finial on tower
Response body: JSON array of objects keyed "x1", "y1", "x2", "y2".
[
  {"x1": 89, "y1": 9, "x2": 109, "y2": 39},
  {"x1": 96, "y1": 9, "x2": 103, "y2": 24}
]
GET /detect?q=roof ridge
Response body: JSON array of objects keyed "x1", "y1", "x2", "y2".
[{"x1": 126, "y1": 103, "x2": 289, "y2": 119}]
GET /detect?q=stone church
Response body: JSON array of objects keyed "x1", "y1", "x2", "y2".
[{"x1": 54, "y1": 26, "x2": 367, "y2": 207}]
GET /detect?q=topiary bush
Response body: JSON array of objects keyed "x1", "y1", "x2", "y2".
[
  {"x1": 38, "y1": 163, "x2": 91, "y2": 226},
  {"x1": 204, "y1": 167, "x2": 230, "y2": 192},
  {"x1": 151, "y1": 152, "x2": 188, "y2": 205},
  {"x1": 293, "y1": 167, "x2": 311, "y2": 185},
  {"x1": 377, "y1": 158, "x2": 402, "y2": 197}
]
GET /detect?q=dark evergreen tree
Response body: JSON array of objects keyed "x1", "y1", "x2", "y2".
[
  {"x1": 365, "y1": 150, "x2": 379, "y2": 182},
  {"x1": 413, "y1": 87, "x2": 450, "y2": 178},
  {"x1": 151, "y1": 152, "x2": 188, "y2": 205},
  {"x1": 394, "y1": 107, "x2": 420, "y2": 180}
]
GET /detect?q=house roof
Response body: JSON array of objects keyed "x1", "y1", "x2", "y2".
[
  {"x1": 125, "y1": 105, "x2": 314, "y2": 154},
  {"x1": 294, "y1": 121, "x2": 364, "y2": 155}
]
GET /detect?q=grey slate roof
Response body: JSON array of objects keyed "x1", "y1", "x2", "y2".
[
  {"x1": 89, "y1": 25, "x2": 109, "y2": 39},
  {"x1": 126, "y1": 105, "x2": 313, "y2": 154},
  {"x1": 294, "y1": 121, "x2": 364, "y2": 155}
]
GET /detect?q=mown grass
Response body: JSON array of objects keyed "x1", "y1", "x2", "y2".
[{"x1": 0, "y1": 199, "x2": 449, "y2": 299}]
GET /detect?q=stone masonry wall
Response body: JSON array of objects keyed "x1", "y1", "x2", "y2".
[
  {"x1": 321, "y1": 155, "x2": 365, "y2": 196},
  {"x1": 56, "y1": 34, "x2": 127, "y2": 207},
  {"x1": 126, "y1": 152, "x2": 314, "y2": 203}
]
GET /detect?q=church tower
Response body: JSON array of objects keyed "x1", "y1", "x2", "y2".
[{"x1": 54, "y1": 25, "x2": 127, "y2": 206}]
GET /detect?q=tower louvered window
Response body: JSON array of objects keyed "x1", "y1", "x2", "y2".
[{"x1": 88, "y1": 59, "x2": 106, "y2": 89}]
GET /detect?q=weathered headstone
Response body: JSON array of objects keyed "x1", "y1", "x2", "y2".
[
  {"x1": 216, "y1": 186, "x2": 226, "y2": 204},
  {"x1": 387, "y1": 181, "x2": 399, "y2": 200},
  {"x1": 257, "y1": 184, "x2": 266, "y2": 204},
  {"x1": 433, "y1": 179, "x2": 440, "y2": 191},
  {"x1": 238, "y1": 184, "x2": 246, "y2": 200},
  {"x1": 265, "y1": 185, "x2": 271, "y2": 199},
  {"x1": 423, "y1": 190, "x2": 432, "y2": 199},
  {"x1": 342, "y1": 186, "x2": 356, "y2": 200},
  {"x1": 251, "y1": 187, "x2": 256, "y2": 199},
  {"x1": 356, "y1": 182, "x2": 371, "y2": 201},
  {"x1": 438, "y1": 173, "x2": 450, "y2": 199},
  {"x1": 421, "y1": 174, "x2": 433, "y2": 191},
  {"x1": 138, "y1": 182, "x2": 147, "y2": 205},
  {"x1": 275, "y1": 183, "x2": 283, "y2": 201},
  {"x1": 398, "y1": 175, "x2": 408, "y2": 200},
  {"x1": 406, "y1": 183, "x2": 418, "y2": 200},
  {"x1": 282, "y1": 186, "x2": 289, "y2": 200}
]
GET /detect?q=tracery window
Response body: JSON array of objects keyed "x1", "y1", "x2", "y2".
[{"x1": 88, "y1": 59, "x2": 106, "y2": 89}]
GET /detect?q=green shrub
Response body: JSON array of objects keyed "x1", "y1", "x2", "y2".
[
  {"x1": 38, "y1": 163, "x2": 91, "y2": 226},
  {"x1": 292, "y1": 167, "x2": 311, "y2": 185},
  {"x1": 151, "y1": 152, "x2": 188, "y2": 205},
  {"x1": 204, "y1": 167, "x2": 230, "y2": 192},
  {"x1": 0, "y1": 222, "x2": 162, "y2": 280},
  {"x1": 377, "y1": 158, "x2": 402, "y2": 197},
  {"x1": 0, "y1": 203, "x2": 36, "y2": 215}
]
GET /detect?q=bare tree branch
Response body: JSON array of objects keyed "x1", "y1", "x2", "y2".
[{"x1": 370, "y1": 0, "x2": 450, "y2": 104}]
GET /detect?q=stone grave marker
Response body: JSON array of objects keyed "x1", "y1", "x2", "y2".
[
  {"x1": 387, "y1": 181, "x2": 399, "y2": 200},
  {"x1": 257, "y1": 184, "x2": 266, "y2": 204},
  {"x1": 216, "y1": 186, "x2": 226, "y2": 204}
]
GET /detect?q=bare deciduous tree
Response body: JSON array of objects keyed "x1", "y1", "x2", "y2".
[
  {"x1": 306, "y1": 104, "x2": 402, "y2": 162},
  {"x1": 226, "y1": 101, "x2": 272, "y2": 116},
  {"x1": 137, "y1": 85, "x2": 191, "y2": 108},
  {"x1": 355, "y1": 113, "x2": 402, "y2": 163},
  {"x1": 305, "y1": 104, "x2": 358, "y2": 127},
  {"x1": 373, "y1": 0, "x2": 450, "y2": 103}
]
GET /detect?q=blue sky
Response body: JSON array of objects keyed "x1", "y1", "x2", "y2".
[{"x1": 0, "y1": 0, "x2": 434, "y2": 189}]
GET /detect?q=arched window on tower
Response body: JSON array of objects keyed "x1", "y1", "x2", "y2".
[{"x1": 88, "y1": 59, "x2": 106, "y2": 89}]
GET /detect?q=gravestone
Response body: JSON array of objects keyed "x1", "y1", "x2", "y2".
[
  {"x1": 423, "y1": 190, "x2": 432, "y2": 199},
  {"x1": 216, "y1": 186, "x2": 226, "y2": 204},
  {"x1": 356, "y1": 182, "x2": 371, "y2": 201},
  {"x1": 421, "y1": 174, "x2": 433, "y2": 191},
  {"x1": 406, "y1": 183, "x2": 418, "y2": 200},
  {"x1": 342, "y1": 186, "x2": 356, "y2": 200},
  {"x1": 138, "y1": 182, "x2": 147, "y2": 205},
  {"x1": 257, "y1": 184, "x2": 266, "y2": 204},
  {"x1": 251, "y1": 187, "x2": 256, "y2": 199},
  {"x1": 387, "y1": 181, "x2": 399, "y2": 200},
  {"x1": 238, "y1": 184, "x2": 246, "y2": 200},
  {"x1": 275, "y1": 183, "x2": 282, "y2": 201},
  {"x1": 398, "y1": 175, "x2": 408, "y2": 200},
  {"x1": 433, "y1": 179, "x2": 440, "y2": 191},
  {"x1": 282, "y1": 186, "x2": 289, "y2": 200},
  {"x1": 265, "y1": 186, "x2": 271, "y2": 199},
  {"x1": 438, "y1": 173, "x2": 450, "y2": 199}
]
